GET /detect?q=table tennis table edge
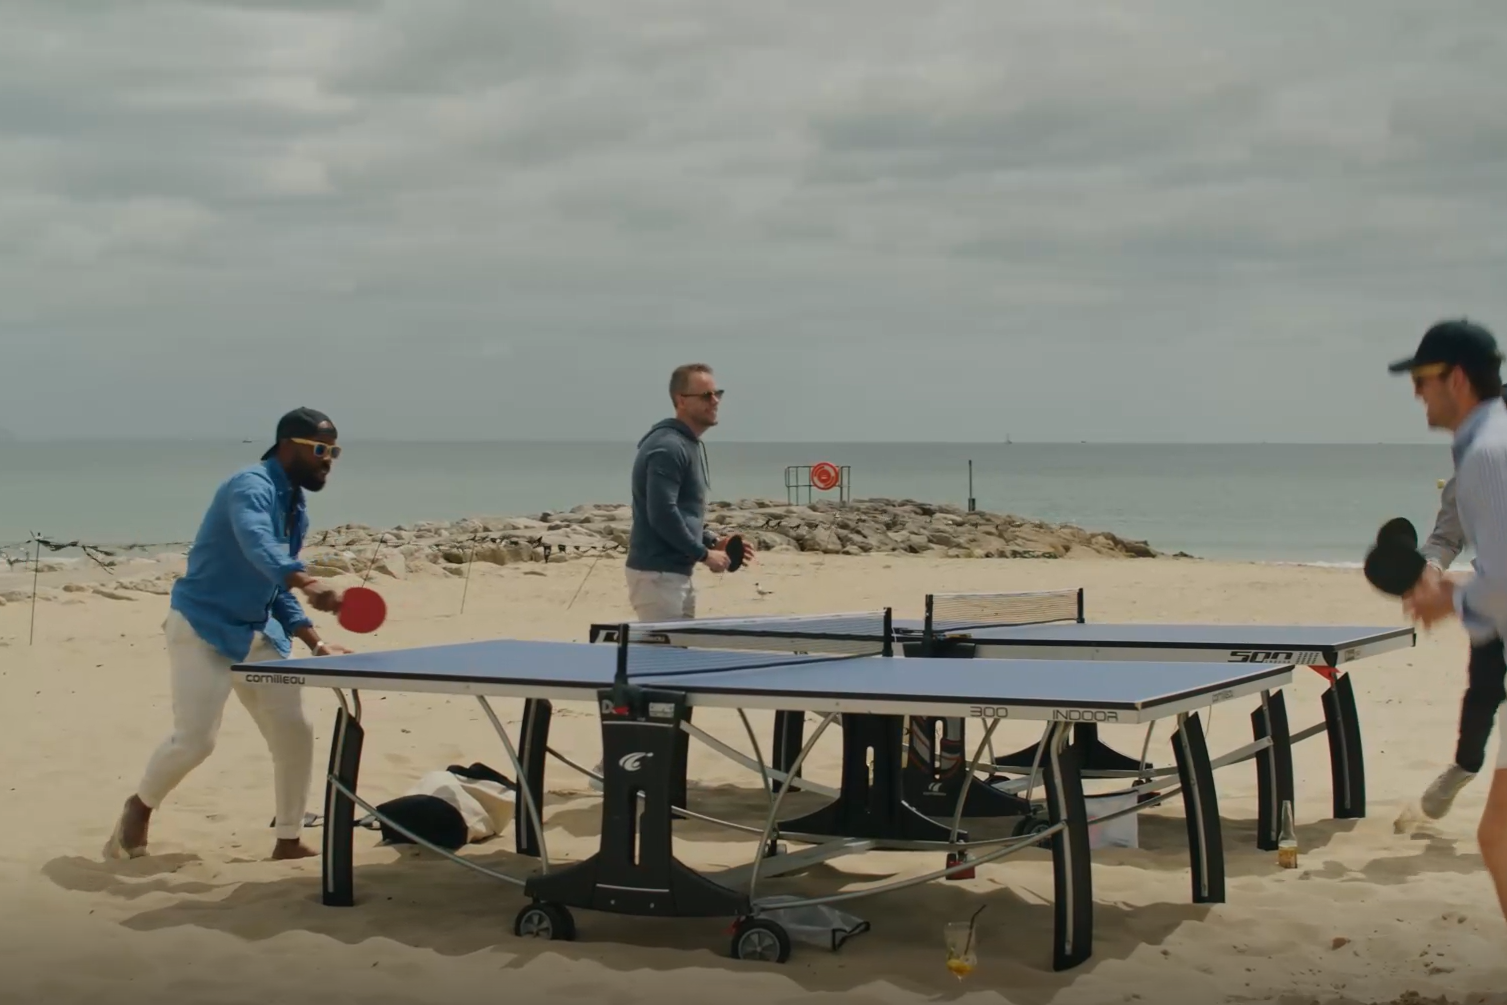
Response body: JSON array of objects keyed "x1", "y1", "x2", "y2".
[
  {"x1": 588, "y1": 621, "x2": 1416, "y2": 667},
  {"x1": 229, "y1": 661, "x2": 1294, "y2": 726}
]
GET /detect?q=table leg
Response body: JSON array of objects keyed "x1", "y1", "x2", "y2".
[{"x1": 322, "y1": 704, "x2": 364, "y2": 908}]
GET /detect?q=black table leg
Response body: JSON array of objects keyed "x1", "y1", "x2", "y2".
[
  {"x1": 322, "y1": 705, "x2": 364, "y2": 908},
  {"x1": 1321, "y1": 671, "x2": 1367, "y2": 819},
  {"x1": 1251, "y1": 689, "x2": 1295, "y2": 851},
  {"x1": 1043, "y1": 722, "x2": 1094, "y2": 972},
  {"x1": 1173, "y1": 711, "x2": 1225, "y2": 905}
]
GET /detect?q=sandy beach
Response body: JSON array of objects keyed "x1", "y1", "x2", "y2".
[{"x1": 3, "y1": 546, "x2": 1505, "y2": 1004}]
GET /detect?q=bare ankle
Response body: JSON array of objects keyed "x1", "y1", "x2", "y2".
[{"x1": 271, "y1": 838, "x2": 317, "y2": 861}]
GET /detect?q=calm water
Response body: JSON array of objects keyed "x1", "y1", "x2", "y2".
[{"x1": 0, "y1": 440, "x2": 1454, "y2": 564}]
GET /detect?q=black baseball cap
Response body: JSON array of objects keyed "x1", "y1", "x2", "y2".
[
  {"x1": 260, "y1": 407, "x2": 338, "y2": 460},
  {"x1": 1388, "y1": 319, "x2": 1503, "y2": 374}
]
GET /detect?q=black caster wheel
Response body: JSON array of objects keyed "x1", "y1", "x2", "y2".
[
  {"x1": 513, "y1": 901, "x2": 576, "y2": 941},
  {"x1": 729, "y1": 916, "x2": 791, "y2": 963},
  {"x1": 1013, "y1": 813, "x2": 1053, "y2": 850}
]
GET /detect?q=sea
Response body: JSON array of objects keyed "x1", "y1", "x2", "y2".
[{"x1": 0, "y1": 440, "x2": 1458, "y2": 566}]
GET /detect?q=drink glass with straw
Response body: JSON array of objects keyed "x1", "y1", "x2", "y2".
[{"x1": 945, "y1": 905, "x2": 986, "y2": 979}]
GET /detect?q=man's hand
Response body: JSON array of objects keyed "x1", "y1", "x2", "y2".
[
  {"x1": 288, "y1": 572, "x2": 342, "y2": 613},
  {"x1": 1403, "y1": 564, "x2": 1458, "y2": 628},
  {"x1": 704, "y1": 549, "x2": 731, "y2": 573},
  {"x1": 319, "y1": 642, "x2": 355, "y2": 655},
  {"x1": 717, "y1": 535, "x2": 756, "y2": 566},
  {"x1": 303, "y1": 581, "x2": 342, "y2": 613}
]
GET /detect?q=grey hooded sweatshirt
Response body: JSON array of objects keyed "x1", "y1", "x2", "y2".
[{"x1": 626, "y1": 418, "x2": 718, "y2": 575}]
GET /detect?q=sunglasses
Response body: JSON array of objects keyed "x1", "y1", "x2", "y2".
[
  {"x1": 291, "y1": 437, "x2": 342, "y2": 459},
  {"x1": 679, "y1": 389, "x2": 725, "y2": 401},
  {"x1": 1410, "y1": 362, "x2": 1451, "y2": 390}
]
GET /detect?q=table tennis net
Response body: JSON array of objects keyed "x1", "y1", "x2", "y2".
[
  {"x1": 922, "y1": 589, "x2": 1083, "y2": 635},
  {"x1": 614, "y1": 609, "x2": 891, "y2": 680}
]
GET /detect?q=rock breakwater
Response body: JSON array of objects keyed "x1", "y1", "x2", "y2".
[
  {"x1": 295, "y1": 497, "x2": 1171, "y2": 581},
  {"x1": 1, "y1": 498, "x2": 1179, "y2": 604}
]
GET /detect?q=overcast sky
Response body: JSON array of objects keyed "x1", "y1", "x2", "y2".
[{"x1": 3, "y1": 0, "x2": 1505, "y2": 443}]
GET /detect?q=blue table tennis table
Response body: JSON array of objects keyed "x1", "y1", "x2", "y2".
[
  {"x1": 589, "y1": 588, "x2": 1415, "y2": 858},
  {"x1": 230, "y1": 608, "x2": 1294, "y2": 971}
]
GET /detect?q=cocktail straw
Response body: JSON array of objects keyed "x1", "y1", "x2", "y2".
[{"x1": 964, "y1": 904, "x2": 986, "y2": 956}]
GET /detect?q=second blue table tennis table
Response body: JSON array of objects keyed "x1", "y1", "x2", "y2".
[
  {"x1": 231, "y1": 609, "x2": 1294, "y2": 971},
  {"x1": 589, "y1": 588, "x2": 1415, "y2": 857}
]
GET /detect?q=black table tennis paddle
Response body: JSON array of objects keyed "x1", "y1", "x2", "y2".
[
  {"x1": 726, "y1": 534, "x2": 745, "y2": 572},
  {"x1": 1376, "y1": 516, "x2": 1418, "y2": 551},
  {"x1": 1364, "y1": 536, "x2": 1428, "y2": 597}
]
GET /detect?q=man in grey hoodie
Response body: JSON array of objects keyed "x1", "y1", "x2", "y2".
[
  {"x1": 624, "y1": 362, "x2": 752, "y2": 620},
  {"x1": 1415, "y1": 471, "x2": 1507, "y2": 819}
]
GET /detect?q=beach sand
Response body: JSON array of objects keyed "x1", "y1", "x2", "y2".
[{"x1": 2, "y1": 551, "x2": 1505, "y2": 1004}]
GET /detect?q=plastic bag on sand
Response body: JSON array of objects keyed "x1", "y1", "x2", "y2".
[{"x1": 754, "y1": 895, "x2": 871, "y2": 951}]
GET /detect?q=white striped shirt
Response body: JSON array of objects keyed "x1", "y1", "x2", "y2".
[{"x1": 1450, "y1": 396, "x2": 1507, "y2": 642}]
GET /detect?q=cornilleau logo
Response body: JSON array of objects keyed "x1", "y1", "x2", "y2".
[
  {"x1": 619, "y1": 752, "x2": 653, "y2": 772},
  {"x1": 242, "y1": 672, "x2": 306, "y2": 686}
]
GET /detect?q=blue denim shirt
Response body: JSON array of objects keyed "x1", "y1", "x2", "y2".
[{"x1": 170, "y1": 459, "x2": 314, "y2": 661}]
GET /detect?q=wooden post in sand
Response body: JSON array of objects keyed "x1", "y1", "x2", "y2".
[
  {"x1": 28, "y1": 531, "x2": 40, "y2": 646},
  {"x1": 459, "y1": 530, "x2": 480, "y2": 614}
]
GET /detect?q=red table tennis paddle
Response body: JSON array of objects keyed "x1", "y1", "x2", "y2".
[
  {"x1": 338, "y1": 585, "x2": 387, "y2": 633},
  {"x1": 726, "y1": 534, "x2": 746, "y2": 573}
]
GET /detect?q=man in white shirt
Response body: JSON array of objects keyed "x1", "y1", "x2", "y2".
[
  {"x1": 1414, "y1": 474, "x2": 1507, "y2": 818},
  {"x1": 1390, "y1": 318, "x2": 1507, "y2": 925}
]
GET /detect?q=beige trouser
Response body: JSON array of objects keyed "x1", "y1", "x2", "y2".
[
  {"x1": 591, "y1": 568, "x2": 697, "y2": 790},
  {"x1": 625, "y1": 568, "x2": 696, "y2": 622},
  {"x1": 135, "y1": 610, "x2": 314, "y2": 840}
]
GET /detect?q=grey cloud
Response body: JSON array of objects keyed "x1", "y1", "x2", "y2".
[{"x1": 2, "y1": 0, "x2": 1505, "y2": 443}]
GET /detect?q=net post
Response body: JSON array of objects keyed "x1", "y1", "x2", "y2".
[
  {"x1": 1076, "y1": 588, "x2": 1085, "y2": 623},
  {"x1": 922, "y1": 594, "x2": 936, "y2": 650},
  {"x1": 608, "y1": 622, "x2": 634, "y2": 715},
  {"x1": 882, "y1": 607, "x2": 894, "y2": 657},
  {"x1": 614, "y1": 623, "x2": 630, "y2": 685}
]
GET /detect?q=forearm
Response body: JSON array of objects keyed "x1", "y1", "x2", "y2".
[
  {"x1": 648, "y1": 505, "x2": 708, "y2": 560},
  {"x1": 1422, "y1": 536, "x2": 1463, "y2": 569},
  {"x1": 292, "y1": 624, "x2": 330, "y2": 654},
  {"x1": 1423, "y1": 479, "x2": 1464, "y2": 568},
  {"x1": 272, "y1": 587, "x2": 314, "y2": 635},
  {"x1": 645, "y1": 456, "x2": 709, "y2": 560},
  {"x1": 285, "y1": 569, "x2": 320, "y2": 590}
]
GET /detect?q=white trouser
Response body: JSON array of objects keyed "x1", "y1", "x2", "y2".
[
  {"x1": 588, "y1": 569, "x2": 697, "y2": 790},
  {"x1": 135, "y1": 609, "x2": 315, "y2": 840},
  {"x1": 625, "y1": 568, "x2": 696, "y2": 622}
]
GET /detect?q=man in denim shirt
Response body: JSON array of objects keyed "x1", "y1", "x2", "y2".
[{"x1": 105, "y1": 408, "x2": 353, "y2": 862}]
